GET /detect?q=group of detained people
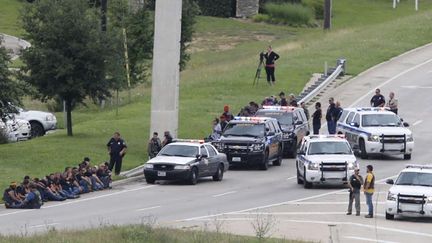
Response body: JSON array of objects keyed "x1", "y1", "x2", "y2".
[
  {"x1": 3, "y1": 157, "x2": 112, "y2": 209},
  {"x1": 208, "y1": 92, "x2": 310, "y2": 141}
]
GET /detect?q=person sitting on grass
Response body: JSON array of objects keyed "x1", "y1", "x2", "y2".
[{"x1": 3, "y1": 182, "x2": 23, "y2": 208}]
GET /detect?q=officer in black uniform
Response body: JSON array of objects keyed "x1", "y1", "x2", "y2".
[{"x1": 107, "y1": 132, "x2": 127, "y2": 175}]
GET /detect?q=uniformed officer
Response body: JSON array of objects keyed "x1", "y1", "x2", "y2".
[
  {"x1": 347, "y1": 168, "x2": 363, "y2": 216},
  {"x1": 107, "y1": 132, "x2": 127, "y2": 175},
  {"x1": 370, "y1": 88, "x2": 385, "y2": 107}
]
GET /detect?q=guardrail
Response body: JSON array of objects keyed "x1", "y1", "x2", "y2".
[{"x1": 297, "y1": 58, "x2": 346, "y2": 104}]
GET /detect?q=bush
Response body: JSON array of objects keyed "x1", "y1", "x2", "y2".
[
  {"x1": 196, "y1": 0, "x2": 234, "y2": 17},
  {"x1": 303, "y1": 0, "x2": 324, "y2": 19},
  {"x1": 264, "y1": 3, "x2": 313, "y2": 26},
  {"x1": 253, "y1": 13, "x2": 270, "y2": 23},
  {"x1": 259, "y1": 0, "x2": 302, "y2": 13}
]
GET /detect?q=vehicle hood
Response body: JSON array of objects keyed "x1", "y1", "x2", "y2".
[
  {"x1": 147, "y1": 156, "x2": 195, "y2": 165},
  {"x1": 306, "y1": 154, "x2": 357, "y2": 163},
  {"x1": 15, "y1": 110, "x2": 56, "y2": 121},
  {"x1": 280, "y1": 125, "x2": 294, "y2": 132},
  {"x1": 363, "y1": 127, "x2": 412, "y2": 136},
  {"x1": 218, "y1": 136, "x2": 264, "y2": 143},
  {"x1": 389, "y1": 185, "x2": 432, "y2": 196}
]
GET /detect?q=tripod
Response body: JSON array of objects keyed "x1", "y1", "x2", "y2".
[{"x1": 253, "y1": 52, "x2": 265, "y2": 86}]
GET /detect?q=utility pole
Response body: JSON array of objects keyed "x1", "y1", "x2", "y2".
[{"x1": 323, "y1": 0, "x2": 332, "y2": 30}]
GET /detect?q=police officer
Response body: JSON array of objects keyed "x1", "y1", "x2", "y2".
[
  {"x1": 107, "y1": 132, "x2": 127, "y2": 175},
  {"x1": 347, "y1": 168, "x2": 363, "y2": 216},
  {"x1": 326, "y1": 97, "x2": 337, "y2": 134},
  {"x1": 370, "y1": 88, "x2": 385, "y2": 107}
]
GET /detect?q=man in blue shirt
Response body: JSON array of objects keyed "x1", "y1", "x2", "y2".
[
  {"x1": 107, "y1": 132, "x2": 127, "y2": 175},
  {"x1": 370, "y1": 88, "x2": 385, "y2": 107}
]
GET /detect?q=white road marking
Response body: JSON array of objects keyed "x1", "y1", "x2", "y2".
[
  {"x1": 283, "y1": 201, "x2": 385, "y2": 205},
  {"x1": 286, "y1": 176, "x2": 297, "y2": 180},
  {"x1": 413, "y1": 120, "x2": 423, "y2": 126},
  {"x1": 228, "y1": 212, "x2": 385, "y2": 216},
  {"x1": 344, "y1": 236, "x2": 399, "y2": 243},
  {"x1": 42, "y1": 185, "x2": 156, "y2": 209},
  {"x1": 178, "y1": 174, "x2": 396, "y2": 222},
  {"x1": 350, "y1": 58, "x2": 432, "y2": 107},
  {"x1": 401, "y1": 85, "x2": 432, "y2": 89},
  {"x1": 136, "y1": 206, "x2": 161, "y2": 212},
  {"x1": 212, "y1": 191, "x2": 237, "y2": 198},
  {"x1": 0, "y1": 209, "x2": 36, "y2": 218},
  {"x1": 29, "y1": 223, "x2": 59, "y2": 229}
]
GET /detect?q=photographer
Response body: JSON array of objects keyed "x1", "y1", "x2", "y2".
[{"x1": 262, "y1": 46, "x2": 280, "y2": 85}]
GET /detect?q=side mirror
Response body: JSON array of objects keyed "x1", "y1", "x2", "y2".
[
  {"x1": 195, "y1": 154, "x2": 201, "y2": 161},
  {"x1": 267, "y1": 131, "x2": 275, "y2": 136},
  {"x1": 403, "y1": 122, "x2": 409, "y2": 127},
  {"x1": 386, "y1": 179, "x2": 394, "y2": 185},
  {"x1": 295, "y1": 120, "x2": 303, "y2": 125},
  {"x1": 349, "y1": 122, "x2": 359, "y2": 128},
  {"x1": 201, "y1": 154, "x2": 208, "y2": 158},
  {"x1": 297, "y1": 150, "x2": 305, "y2": 155}
]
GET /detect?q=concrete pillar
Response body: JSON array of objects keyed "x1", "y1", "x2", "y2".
[{"x1": 150, "y1": 0, "x2": 182, "y2": 138}]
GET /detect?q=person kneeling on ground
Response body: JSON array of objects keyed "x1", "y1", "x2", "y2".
[
  {"x1": 3, "y1": 182, "x2": 23, "y2": 208},
  {"x1": 97, "y1": 163, "x2": 112, "y2": 189},
  {"x1": 5, "y1": 183, "x2": 43, "y2": 209}
]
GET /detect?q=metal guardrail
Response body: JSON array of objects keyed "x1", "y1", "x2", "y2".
[{"x1": 298, "y1": 59, "x2": 346, "y2": 104}]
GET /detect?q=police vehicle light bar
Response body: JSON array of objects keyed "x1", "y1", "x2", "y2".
[
  {"x1": 262, "y1": 106, "x2": 296, "y2": 111},
  {"x1": 405, "y1": 164, "x2": 432, "y2": 170},
  {"x1": 173, "y1": 139, "x2": 205, "y2": 144},
  {"x1": 308, "y1": 134, "x2": 345, "y2": 139},
  {"x1": 234, "y1": 116, "x2": 270, "y2": 122},
  {"x1": 355, "y1": 107, "x2": 391, "y2": 112}
]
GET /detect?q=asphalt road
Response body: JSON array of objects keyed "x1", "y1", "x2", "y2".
[{"x1": 1, "y1": 43, "x2": 432, "y2": 241}]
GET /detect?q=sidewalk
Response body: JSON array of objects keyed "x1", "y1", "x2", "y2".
[{"x1": 0, "y1": 33, "x2": 31, "y2": 60}]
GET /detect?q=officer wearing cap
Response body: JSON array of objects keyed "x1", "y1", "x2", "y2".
[{"x1": 107, "y1": 131, "x2": 127, "y2": 175}]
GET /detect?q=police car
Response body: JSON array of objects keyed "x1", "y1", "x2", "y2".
[
  {"x1": 143, "y1": 140, "x2": 228, "y2": 185},
  {"x1": 296, "y1": 135, "x2": 358, "y2": 188},
  {"x1": 212, "y1": 116, "x2": 283, "y2": 170},
  {"x1": 385, "y1": 164, "x2": 432, "y2": 220},
  {"x1": 337, "y1": 107, "x2": 414, "y2": 160},
  {"x1": 255, "y1": 106, "x2": 309, "y2": 158}
]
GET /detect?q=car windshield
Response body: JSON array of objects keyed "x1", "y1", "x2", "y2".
[
  {"x1": 362, "y1": 114, "x2": 401, "y2": 127},
  {"x1": 159, "y1": 145, "x2": 198, "y2": 157},
  {"x1": 223, "y1": 123, "x2": 265, "y2": 138},
  {"x1": 256, "y1": 111, "x2": 293, "y2": 125},
  {"x1": 395, "y1": 172, "x2": 432, "y2": 187},
  {"x1": 308, "y1": 141, "x2": 352, "y2": 155}
]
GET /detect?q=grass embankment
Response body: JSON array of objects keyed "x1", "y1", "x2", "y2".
[
  {"x1": 0, "y1": 224, "x2": 306, "y2": 243},
  {"x1": 0, "y1": 0, "x2": 23, "y2": 37},
  {"x1": 0, "y1": 0, "x2": 432, "y2": 190}
]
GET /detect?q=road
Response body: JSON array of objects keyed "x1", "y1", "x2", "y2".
[
  {"x1": 0, "y1": 33, "x2": 30, "y2": 60},
  {"x1": 1, "y1": 43, "x2": 432, "y2": 242}
]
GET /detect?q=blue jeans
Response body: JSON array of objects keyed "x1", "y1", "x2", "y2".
[
  {"x1": 327, "y1": 120, "x2": 336, "y2": 134},
  {"x1": 364, "y1": 192, "x2": 374, "y2": 215}
]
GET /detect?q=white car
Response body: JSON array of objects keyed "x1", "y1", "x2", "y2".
[
  {"x1": 10, "y1": 105, "x2": 57, "y2": 137},
  {"x1": 0, "y1": 118, "x2": 31, "y2": 142},
  {"x1": 385, "y1": 164, "x2": 432, "y2": 220},
  {"x1": 296, "y1": 135, "x2": 358, "y2": 188},
  {"x1": 143, "y1": 140, "x2": 229, "y2": 185},
  {"x1": 337, "y1": 107, "x2": 414, "y2": 160}
]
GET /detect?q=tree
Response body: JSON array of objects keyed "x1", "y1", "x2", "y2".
[
  {"x1": 0, "y1": 37, "x2": 26, "y2": 121},
  {"x1": 21, "y1": 0, "x2": 119, "y2": 136},
  {"x1": 180, "y1": 0, "x2": 200, "y2": 71}
]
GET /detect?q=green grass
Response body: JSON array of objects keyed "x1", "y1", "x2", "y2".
[
  {"x1": 0, "y1": 0, "x2": 432, "y2": 191},
  {"x1": 0, "y1": 224, "x2": 307, "y2": 243},
  {"x1": 0, "y1": 0, "x2": 24, "y2": 37}
]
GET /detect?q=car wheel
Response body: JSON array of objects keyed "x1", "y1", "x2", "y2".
[
  {"x1": 259, "y1": 151, "x2": 269, "y2": 170},
  {"x1": 30, "y1": 121, "x2": 45, "y2": 137},
  {"x1": 385, "y1": 212, "x2": 394, "y2": 220},
  {"x1": 273, "y1": 146, "x2": 283, "y2": 166},
  {"x1": 288, "y1": 139, "x2": 297, "y2": 158},
  {"x1": 359, "y1": 139, "x2": 368, "y2": 159},
  {"x1": 188, "y1": 167, "x2": 198, "y2": 185},
  {"x1": 212, "y1": 164, "x2": 224, "y2": 181},
  {"x1": 296, "y1": 162, "x2": 303, "y2": 184},
  {"x1": 303, "y1": 168, "x2": 312, "y2": 189},
  {"x1": 145, "y1": 178, "x2": 156, "y2": 184},
  {"x1": 404, "y1": 154, "x2": 411, "y2": 160}
]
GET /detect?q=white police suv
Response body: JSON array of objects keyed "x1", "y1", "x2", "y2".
[
  {"x1": 296, "y1": 135, "x2": 358, "y2": 188},
  {"x1": 144, "y1": 140, "x2": 229, "y2": 185},
  {"x1": 385, "y1": 164, "x2": 432, "y2": 220},
  {"x1": 337, "y1": 107, "x2": 414, "y2": 160}
]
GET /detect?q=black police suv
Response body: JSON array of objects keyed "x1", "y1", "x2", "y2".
[
  {"x1": 255, "y1": 106, "x2": 309, "y2": 158},
  {"x1": 212, "y1": 117, "x2": 283, "y2": 170}
]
